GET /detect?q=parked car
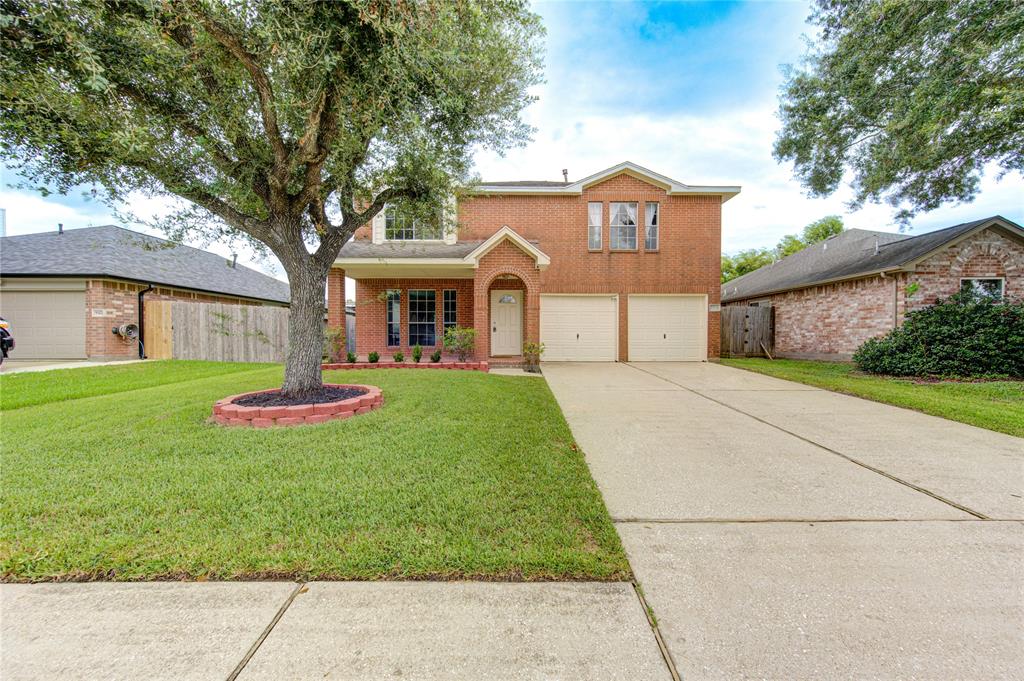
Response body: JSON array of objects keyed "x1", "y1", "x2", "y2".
[{"x1": 0, "y1": 316, "x2": 14, "y2": 364}]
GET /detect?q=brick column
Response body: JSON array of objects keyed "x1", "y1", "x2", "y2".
[{"x1": 327, "y1": 267, "x2": 345, "y2": 328}]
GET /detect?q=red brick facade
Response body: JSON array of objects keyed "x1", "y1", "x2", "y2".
[
  {"x1": 341, "y1": 171, "x2": 724, "y2": 361},
  {"x1": 727, "y1": 227, "x2": 1024, "y2": 359},
  {"x1": 85, "y1": 278, "x2": 279, "y2": 360}
]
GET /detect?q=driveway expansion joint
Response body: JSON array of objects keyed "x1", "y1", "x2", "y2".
[
  {"x1": 226, "y1": 581, "x2": 306, "y2": 681},
  {"x1": 624, "y1": 363, "x2": 990, "y2": 521},
  {"x1": 631, "y1": 581, "x2": 681, "y2": 681}
]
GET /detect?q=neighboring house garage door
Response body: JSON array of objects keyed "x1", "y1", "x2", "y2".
[
  {"x1": 540, "y1": 294, "x2": 617, "y2": 361},
  {"x1": 0, "y1": 286, "x2": 87, "y2": 359},
  {"x1": 628, "y1": 295, "x2": 707, "y2": 361}
]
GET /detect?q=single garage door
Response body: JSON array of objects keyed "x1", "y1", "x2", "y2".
[
  {"x1": 540, "y1": 295, "x2": 617, "y2": 361},
  {"x1": 0, "y1": 289, "x2": 87, "y2": 359},
  {"x1": 628, "y1": 295, "x2": 707, "y2": 361}
]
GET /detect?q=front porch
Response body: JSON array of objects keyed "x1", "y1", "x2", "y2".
[{"x1": 331, "y1": 227, "x2": 548, "y2": 365}]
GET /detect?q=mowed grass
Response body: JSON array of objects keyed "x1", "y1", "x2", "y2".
[
  {"x1": 0, "y1": 361, "x2": 629, "y2": 582},
  {"x1": 721, "y1": 358, "x2": 1024, "y2": 438}
]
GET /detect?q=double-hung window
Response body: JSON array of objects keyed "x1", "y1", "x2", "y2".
[
  {"x1": 386, "y1": 290, "x2": 401, "y2": 347},
  {"x1": 443, "y1": 289, "x2": 458, "y2": 332},
  {"x1": 610, "y1": 202, "x2": 637, "y2": 251},
  {"x1": 385, "y1": 206, "x2": 442, "y2": 241},
  {"x1": 960, "y1": 278, "x2": 1004, "y2": 300},
  {"x1": 408, "y1": 290, "x2": 437, "y2": 346},
  {"x1": 645, "y1": 202, "x2": 659, "y2": 251},
  {"x1": 587, "y1": 202, "x2": 602, "y2": 250}
]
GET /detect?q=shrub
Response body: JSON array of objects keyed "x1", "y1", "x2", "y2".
[
  {"x1": 443, "y1": 326, "x2": 477, "y2": 361},
  {"x1": 393, "y1": 351, "x2": 405, "y2": 363},
  {"x1": 430, "y1": 349, "x2": 442, "y2": 363},
  {"x1": 412, "y1": 344, "x2": 423, "y2": 363},
  {"x1": 322, "y1": 325, "x2": 346, "y2": 363},
  {"x1": 368, "y1": 351, "x2": 380, "y2": 363},
  {"x1": 522, "y1": 341, "x2": 545, "y2": 372},
  {"x1": 346, "y1": 351, "x2": 356, "y2": 363},
  {"x1": 853, "y1": 292, "x2": 1024, "y2": 378}
]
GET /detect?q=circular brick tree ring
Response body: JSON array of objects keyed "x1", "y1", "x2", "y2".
[{"x1": 212, "y1": 384, "x2": 383, "y2": 428}]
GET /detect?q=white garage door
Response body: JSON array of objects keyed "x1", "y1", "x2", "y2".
[
  {"x1": 628, "y1": 295, "x2": 707, "y2": 361},
  {"x1": 0, "y1": 290, "x2": 87, "y2": 359},
  {"x1": 540, "y1": 295, "x2": 617, "y2": 361}
]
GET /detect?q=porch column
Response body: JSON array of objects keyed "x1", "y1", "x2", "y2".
[
  {"x1": 473, "y1": 277, "x2": 489, "y2": 359},
  {"x1": 327, "y1": 267, "x2": 345, "y2": 328}
]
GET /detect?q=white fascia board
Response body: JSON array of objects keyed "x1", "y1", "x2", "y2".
[
  {"x1": 472, "y1": 160, "x2": 741, "y2": 203},
  {"x1": 334, "y1": 258, "x2": 473, "y2": 268}
]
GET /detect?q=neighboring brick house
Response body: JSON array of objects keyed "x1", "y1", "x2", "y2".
[
  {"x1": 721, "y1": 216, "x2": 1024, "y2": 359},
  {"x1": 330, "y1": 162, "x2": 740, "y2": 364},
  {"x1": 0, "y1": 225, "x2": 290, "y2": 360}
]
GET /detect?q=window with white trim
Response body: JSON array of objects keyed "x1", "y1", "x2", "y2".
[
  {"x1": 960, "y1": 278, "x2": 1004, "y2": 300},
  {"x1": 443, "y1": 289, "x2": 457, "y2": 331},
  {"x1": 386, "y1": 290, "x2": 401, "y2": 347},
  {"x1": 408, "y1": 289, "x2": 437, "y2": 346},
  {"x1": 385, "y1": 206, "x2": 442, "y2": 241},
  {"x1": 609, "y1": 202, "x2": 637, "y2": 251},
  {"x1": 644, "y1": 202, "x2": 659, "y2": 251},
  {"x1": 587, "y1": 202, "x2": 602, "y2": 250}
]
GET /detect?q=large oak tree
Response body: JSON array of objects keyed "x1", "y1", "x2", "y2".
[
  {"x1": 0, "y1": 0, "x2": 543, "y2": 395},
  {"x1": 775, "y1": 0, "x2": 1023, "y2": 222}
]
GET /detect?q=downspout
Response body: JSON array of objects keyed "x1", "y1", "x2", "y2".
[
  {"x1": 893, "y1": 276, "x2": 899, "y2": 329},
  {"x1": 138, "y1": 284, "x2": 154, "y2": 359}
]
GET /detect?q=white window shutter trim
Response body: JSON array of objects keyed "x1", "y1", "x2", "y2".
[
  {"x1": 443, "y1": 196, "x2": 457, "y2": 244},
  {"x1": 372, "y1": 211, "x2": 385, "y2": 244}
]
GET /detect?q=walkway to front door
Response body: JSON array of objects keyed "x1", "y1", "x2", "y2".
[{"x1": 543, "y1": 361, "x2": 1023, "y2": 680}]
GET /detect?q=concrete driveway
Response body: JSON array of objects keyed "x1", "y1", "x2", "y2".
[{"x1": 543, "y1": 361, "x2": 1024, "y2": 680}]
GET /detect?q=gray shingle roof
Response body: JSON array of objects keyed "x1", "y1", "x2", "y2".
[
  {"x1": 721, "y1": 216, "x2": 1021, "y2": 302},
  {"x1": 338, "y1": 240, "x2": 484, "y2": 259},
  {"x1": 478, "y1": 180, "x2": 571, "y2": 187},
  {"x1": 0, "y1": 225, "x2": 290, "y2": 304}
]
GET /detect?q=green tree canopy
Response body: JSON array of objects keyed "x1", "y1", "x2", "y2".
[
  {"x1": 0, "y1": 0, "x2": 543, "y2": 394},
  {"x1": 774, "y1": 0, "x2": 1023, "y2": 222}
]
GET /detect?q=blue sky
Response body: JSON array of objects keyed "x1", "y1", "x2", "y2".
[{"x1": 2, "y1": 0, "x2": 1021, "y2": 279}]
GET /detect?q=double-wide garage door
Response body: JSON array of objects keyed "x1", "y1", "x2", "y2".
[
  {"x1": 0, "y1": 287, "x2": 87, "y2": 359},
  {"x1": 539, "y1": 294, "x2": 707, "y2": 362}
]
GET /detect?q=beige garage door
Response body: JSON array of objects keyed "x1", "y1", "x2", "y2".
[
  {"x1": 0, "y1": 290, "x2": 87, "y2": 359},
  {"x1": 628, "y1": 295, "x2": 707, "y2": 361},
  {"x1": 540, "y1": 295, "x2": 617, "y2": 361}
]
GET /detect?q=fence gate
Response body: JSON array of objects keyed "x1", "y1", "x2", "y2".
[{"x1": 721, "y1": 305, "x2": 774, "y2": 358}]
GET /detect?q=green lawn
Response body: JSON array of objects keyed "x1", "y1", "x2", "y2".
[
  {"x1": 721, "y1": 358, "x2": 1024, "y2": 438},
  {"x1": 0, "y1": 361, "x2": 629, "y2": 582}
]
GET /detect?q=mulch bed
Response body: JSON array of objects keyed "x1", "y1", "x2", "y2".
[{"x1": 234, "y1": 385, "x2": 368, "y2": 408}]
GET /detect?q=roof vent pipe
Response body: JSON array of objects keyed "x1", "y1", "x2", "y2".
[
  {"x1": 874, "y1": 238, "x2": 879, "y2": 255},
  {"x1": 58, "y1": 223, "x2": 63, "y2": 235},
  {"x1": 230, "y1": 253, "x2": 238, "y2": 269},
  {"x1": 562, "y1": 169, "x2": 568, "y2": 182}
]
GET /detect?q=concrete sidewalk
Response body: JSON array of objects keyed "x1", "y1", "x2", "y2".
[
  {"x1": 0, "y1": 581, "x2": 671, "y2": 680},
  {"x1": 543, "y1": 361, "x2": 1024, "y2": 680}
]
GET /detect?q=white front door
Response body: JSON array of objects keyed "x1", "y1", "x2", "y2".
[{"x1": 490, "y1": 289, "x2": 522, "y2": 356}]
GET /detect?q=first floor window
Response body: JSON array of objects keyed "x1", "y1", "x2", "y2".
[
  {"x1": 588, "y1": 202, "x2": 602, "y2": 250},
  {"x1": 409, "y1": 289, "x2": 436, "y2": 346},
  {"x1": 645, "y1": 202, "x2": 659, "y2": 250},
  {"x1": 386, "y1": 290, "x2": 401, "y2": 347},
  {"x1": 610, "y1": 202, "x2": 637, "y2": 250},
  {"x1": 961, "y1": 278, "x2": 1004, "y2": 300},
  {"x1": 443, "y1": 289, "x2": 458, "y2": 331}
]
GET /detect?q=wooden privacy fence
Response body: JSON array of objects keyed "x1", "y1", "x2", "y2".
[
  {"x1": 721, "y1": 305, "x2": 775, "y2": 358},
  {"x1": 144, "y1": 300, "x2": 289, "y2": 362}
]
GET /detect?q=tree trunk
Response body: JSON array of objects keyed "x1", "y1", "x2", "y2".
[{"x1": 280, "y1": 264, "x2": 328, "y2": 397}]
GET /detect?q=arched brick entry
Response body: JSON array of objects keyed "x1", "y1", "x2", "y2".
[{"x1": 473, "y1": 241, "x2": 542, "y2": 360}]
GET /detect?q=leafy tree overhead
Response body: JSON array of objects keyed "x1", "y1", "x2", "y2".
[
  {"x1": 801, "y1": 215, "x2": 844, "y2": 244},
  {"x1": 721, "y1": 248, "x2": 774, "y2": 283},
  {"x1": 775, "y1": 0, "x2": 1023, "y2": 222},
  {"x1": 0, "y1": 0, "x2": 543, "y2": 396},
  {"x1": 774, "y1": 234, "x2": 806, "y2": 260}
]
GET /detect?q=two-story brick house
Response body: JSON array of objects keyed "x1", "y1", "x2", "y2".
[{"x1": 328, "y1": 162, "x2": 740, "y2": 364}]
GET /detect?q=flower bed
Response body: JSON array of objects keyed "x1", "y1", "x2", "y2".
[
  {"x1": 322, "y1": 361, "x2": 489, "y2": 372},
  {"x1": 212, "y1": 383, "x2": 383, "y2": 428}
]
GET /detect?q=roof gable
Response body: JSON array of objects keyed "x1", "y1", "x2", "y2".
[{"x1": 464, "y1": 226, "x2": 550, "y2": 269}]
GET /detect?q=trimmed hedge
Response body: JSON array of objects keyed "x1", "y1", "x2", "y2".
[{"x1": 853, "y1": 292, "x2": 1024, "y2": 378}]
